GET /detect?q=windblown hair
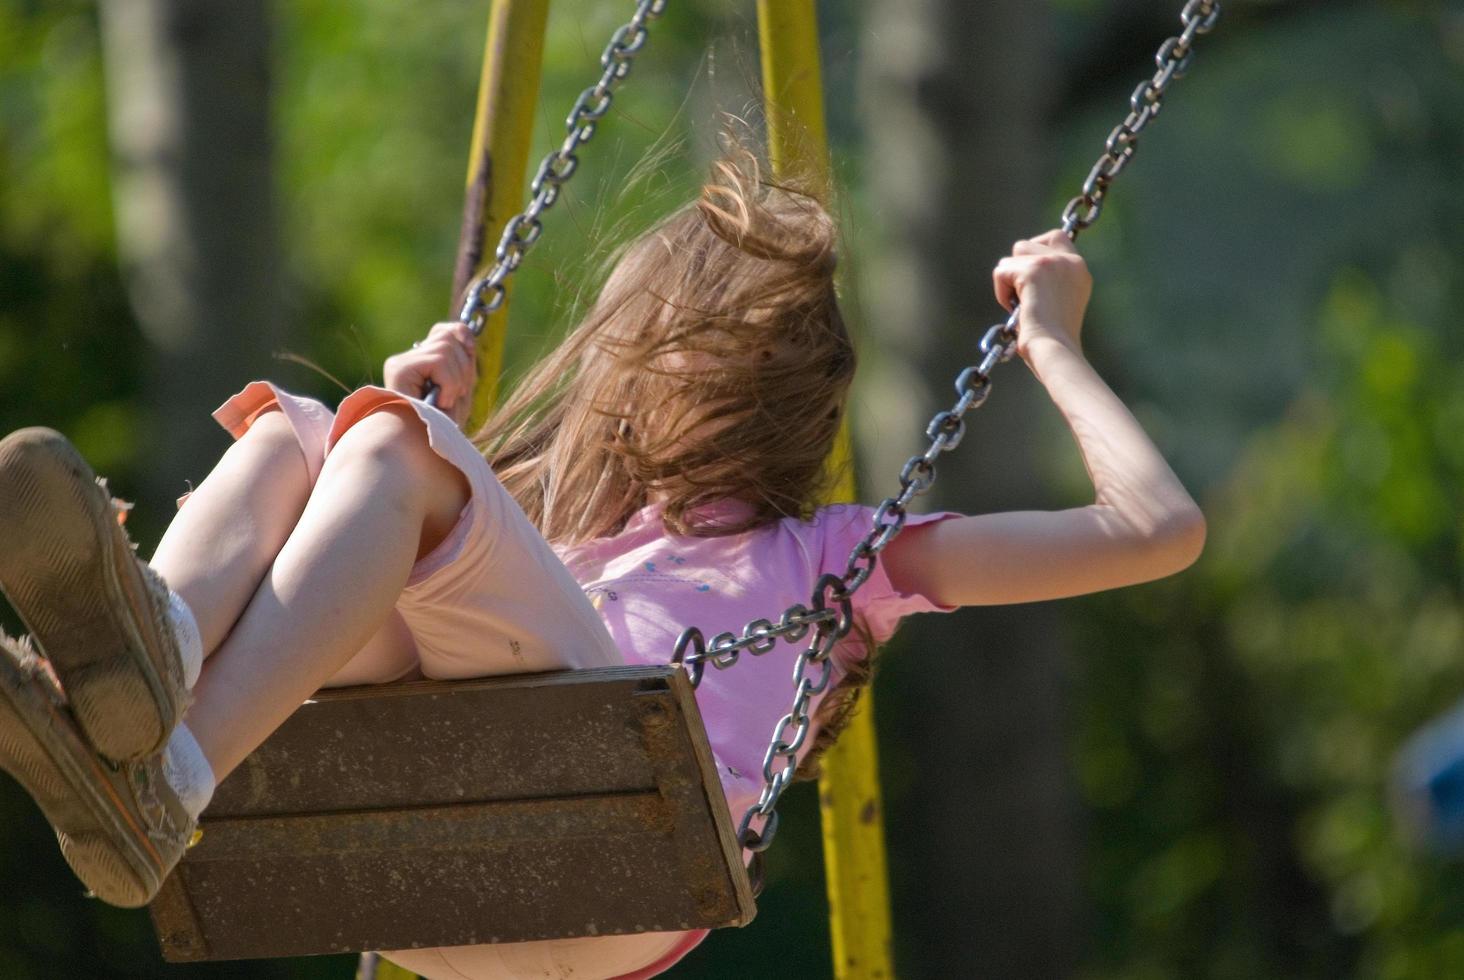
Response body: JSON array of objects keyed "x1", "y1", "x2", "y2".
[
  {"x1": 474, "y1": 149, "x2": 868, "y2": 779},
  {"x1": 475, "y1": 150, "x2": 852, "y2": 542}
]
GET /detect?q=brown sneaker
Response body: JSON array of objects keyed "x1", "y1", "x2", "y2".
[
  {"x1": 0, "y1": 427, "x2": 188, "y2": 761},
  {"x1": 0, "y1": 631, "x2": 196, "y2": 907}
]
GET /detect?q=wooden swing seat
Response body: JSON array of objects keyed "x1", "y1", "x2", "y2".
[{"x1": 149, "y1": 665, "x2": 755, "y2": 962}]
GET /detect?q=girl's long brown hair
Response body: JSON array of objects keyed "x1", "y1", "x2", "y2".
[{"x1": 474, "y1": 148, "x2": 869, "y2": 778}]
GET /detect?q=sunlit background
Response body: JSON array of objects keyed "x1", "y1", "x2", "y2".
[{"x1": 2, "y1": 1, "x2": 1463, "y2": 977}]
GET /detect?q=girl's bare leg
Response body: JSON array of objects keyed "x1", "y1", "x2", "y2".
[
  {"x1": 150, "y1": 409, "x2": 312, "y2": 657},
  {"x1": 184, "y1": 407, "x2": 468, "y2": 781}
]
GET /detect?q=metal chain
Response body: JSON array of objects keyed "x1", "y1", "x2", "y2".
[
  {"x1": 421, "y1": 0, "x2": 667, "y2": 407},
  {"x1": 1060, "y1": 0, "x2": 1222, "y2": 235},
  {"x1": 672, "y1": 0, "x2": 1222, "y2": 893},
  {"x1": 460, "y1": 0, "x2": 667, "y2": 333},
  {"x1": 423, "y1": 0, "x2": 668, "y2": 406}
]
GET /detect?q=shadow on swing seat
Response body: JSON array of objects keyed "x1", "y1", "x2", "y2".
[{"x1": 148, "y1": 665, "x2": 755, "y2": 962}]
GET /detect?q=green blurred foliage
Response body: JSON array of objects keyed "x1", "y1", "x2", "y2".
[
  {"x1": 270, "y1": 0, "x2": 762, "y2": 394},
  {"x1": 1066, "y1": 5, "x2": 1464, "y2": 979},
  {"x1": 3, "y1": 0, "x2": 1464, "y2": 978},
  {"x1": 0, "y1": 0, "x2": 142, "y2": 475}
]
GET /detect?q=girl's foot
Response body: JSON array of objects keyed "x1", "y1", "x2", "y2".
[
  {"x1": 0, "y1": 631, "x2": 195, "y2": 907},
  {"x1": 0, "y1": 428, "x2": 193, "y2": 761}
]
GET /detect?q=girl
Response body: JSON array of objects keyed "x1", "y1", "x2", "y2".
[{"x1": 0, "y1": 155, "x2": 1204, "y2": 979}]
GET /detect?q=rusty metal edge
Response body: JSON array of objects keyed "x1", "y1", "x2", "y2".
[
  {"x1": 662, "y1": 667, "x2": 757, "y2": 925},
  {"x1": 300, "y1": 664, "x2": 676, "y2": 705},
  {"x1": 150, "y1": 861, "x2": 210, "y2": 962}
]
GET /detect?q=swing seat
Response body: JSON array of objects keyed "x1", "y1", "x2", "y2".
[{"x1": 149, "y1": 665, "x2": 755, "y2": 962}]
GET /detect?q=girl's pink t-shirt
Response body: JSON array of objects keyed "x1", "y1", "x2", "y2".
[{"x1": 554, "y1": 499, "x2": 958, "y2": 826}]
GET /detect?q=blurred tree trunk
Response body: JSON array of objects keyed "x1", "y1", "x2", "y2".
[
  {"x1": 858, "y1": 2, "x2": 1083, "y2": 977},
  {"x1": 99, "y1": 0, "x2": 280, "y2": 513}
]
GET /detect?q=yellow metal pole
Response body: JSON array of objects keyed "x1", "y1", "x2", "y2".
[
  {"x1": 364, "y1": 955, "x2": 417, "y2": 980},
  {"x1": 757, "y1": 4, "x2": 895, "y2": 978},
  {"x1": 462, "y1": 0, "x2": 552, "y2": 429},
  {"x1": 756, "y1": 0, "x2": 829, "y2": 193}
]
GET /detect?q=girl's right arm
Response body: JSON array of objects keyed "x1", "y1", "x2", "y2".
[{"x1": 880, "y1": 230, "x2": 1206, "y2": 608}]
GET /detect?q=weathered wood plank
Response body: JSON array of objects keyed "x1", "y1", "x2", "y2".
[{"x1": 151, "y1": 666, "x2": 754, "y2": 961}]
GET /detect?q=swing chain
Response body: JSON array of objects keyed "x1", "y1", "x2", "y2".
[
  {"x1": 668, "y1": 311, "x2": 1014, "y2": 687},
  {"x1": 454, "y1": 0, "x2": 668, "y2": 336},
  {"x1": 674, "y1": 0, "x2": 1221, "y2": 878},
  {"x1": 670, "y1": 311, "x2": 1017, "y2": 893},
  {"x1": 1060, "y1": 0, "x2": 1219, "y2": 235}
]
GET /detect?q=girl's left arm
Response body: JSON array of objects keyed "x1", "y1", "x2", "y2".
[{"x1": 880, "y1": 232, "x2": 1206, "y2": 608}]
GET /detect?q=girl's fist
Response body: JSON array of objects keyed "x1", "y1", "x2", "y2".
[
  {"x1": 992, "y1": 230, "x2": 1092, "y2": 360},
  {"x1": 384, "y1": 321, "x2": 478, "y2": 426}
]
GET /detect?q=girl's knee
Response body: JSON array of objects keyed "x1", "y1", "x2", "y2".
[
  {"x1": 331, "y1": 406, "x2": 433, "y2": 468},
  {"x1": 331, "y1": 407, "x2": 471, "y2": 524},
  {"x1": 237, "y1": 407, "x2": 305, "y2": 462},
  {"x1": 226, "y1": 407, "x2": 311, "y2": 491}
]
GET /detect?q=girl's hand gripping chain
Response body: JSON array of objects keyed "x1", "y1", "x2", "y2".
[
  {"x1": 384, "y1": 321, "x2": 478, "y2": 426},
  {"x1": 882, "y1": 229, "x2": 1205, "y2": 608},
  {"x1": 992, "y1": 229, "x2": 1093, "y2": 362}
]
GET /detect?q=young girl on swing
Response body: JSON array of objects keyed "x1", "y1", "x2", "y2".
[{"x1": 0, "y1": 153, "x2": 1204, "y2": 979}]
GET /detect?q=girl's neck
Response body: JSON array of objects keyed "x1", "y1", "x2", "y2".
[{"x1": 637, "y1": 495, "x2": 758, "y2": 528}]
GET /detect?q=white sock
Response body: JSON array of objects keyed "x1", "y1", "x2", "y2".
[
  {"x1": 162, "y1": 723, "x2": 215, "y2": 821},
  {"x1": 165, "y1": 590, "x2": 204, "y2": 690}
]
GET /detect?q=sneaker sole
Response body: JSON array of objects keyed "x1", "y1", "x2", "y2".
[
  {"x1": 0, "y1": 643, "x2": 168, "y2": 907},
  {"x1": 0, "y1": 429, "x2": 182, "y2": 761}
]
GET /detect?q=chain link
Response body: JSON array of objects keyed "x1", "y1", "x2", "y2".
[
  {"x1": 1059, "y1": 0, "x2": 1220, "y2": 236},
  {"x1": 423, "y1": 0, "x2": 668, "y2": 407},
  {"x1": 673, "y1": 0, "x2": 1222, "y2": 891},
  {"x1": 460, "y1": 0, "x2": 667, "y2": 332}
]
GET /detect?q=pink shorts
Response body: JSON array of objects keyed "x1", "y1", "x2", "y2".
[
  {"x1": 212, "y1": 382, "x2": 703, "y2": 980},
  {"x1": 213, "y1": 381, "x2": 624, "y2": 685}
]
